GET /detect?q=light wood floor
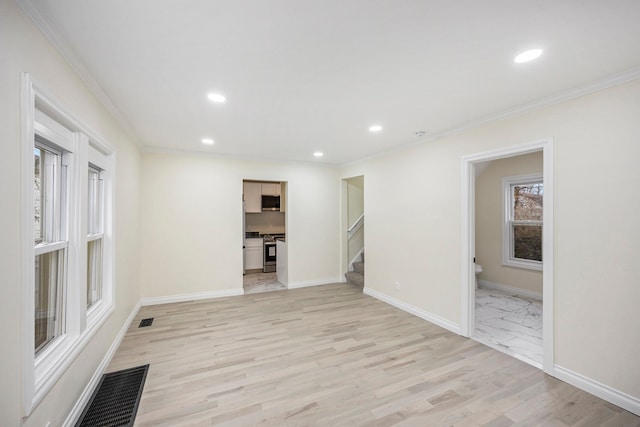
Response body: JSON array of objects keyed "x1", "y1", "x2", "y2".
[{"x1": 108, "y1": 283, "x2": 640, "y2": 426}]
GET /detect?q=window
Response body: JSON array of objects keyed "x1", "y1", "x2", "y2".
[
  {"x1": 34, "y1": 143, "x2": 68, "y2": 353},
  {"x1": 503, "y1": 174, "x2": 543, "y2": 270},
  {"x1": 22, "y1": 75, "x2": 115, "y2": 414},
  {"x1": 87, "y1": 165, "x2": 104, "y2": 308}
]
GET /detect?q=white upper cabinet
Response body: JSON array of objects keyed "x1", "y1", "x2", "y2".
[
  {"x1": 261, "y1": 183, "x2": 281, "y2": 196},
  {"x1": 280, "y1": 182, "x2": 286, "y2": 213},
  {"x1": 244, "y1": 182, "x2": 262, "y2": 213}
]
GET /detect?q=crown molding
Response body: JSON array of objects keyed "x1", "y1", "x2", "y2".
[
  {"x1": 16, "y1": 0, "x2": 143, "y2": 149},
  {"x1": 142, "y1": 145, "x2": 342, "y2": 169},
  {"x1": 15, "y1": 0, "x2": 640, "y2": 165},
  {"x1": 341, "y1": 68, "x2": 640, "y2": 168}
]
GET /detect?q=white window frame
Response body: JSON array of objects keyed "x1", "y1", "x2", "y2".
[
  {"x1": 21, "y1": 74, "x2": 115, "y2": 415},
  {"x1": 502, "y1": 173, "x2": 543, "y2": 271},
  {"x1": 86, "y1": 146, "x2": 109, "y2": 314},
  {"x1": 33, "y1": 140, "x2": 69, "y2": 355}
]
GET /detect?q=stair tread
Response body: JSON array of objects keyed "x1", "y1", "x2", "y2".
[
  {"x1": 353, "y1": 261, "x2": 365, "y2": 274},
  {"x1": 345, "y1": 271, "x2": 364, "y2": 288}
]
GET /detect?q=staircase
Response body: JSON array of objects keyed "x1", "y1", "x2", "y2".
[{"x1": 345, "y1": 253, "x2": 364, "y2": 289}]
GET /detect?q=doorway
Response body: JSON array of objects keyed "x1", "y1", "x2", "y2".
[
  {"x1": 242, "y1": 180, "x2": 288, "y2": 294},
  {"x1": 341, "y1": 175, "x2": 365, "y2": 289},
  {"x1": 461, "y1": 139, "x2": 554, "y2": 374}
]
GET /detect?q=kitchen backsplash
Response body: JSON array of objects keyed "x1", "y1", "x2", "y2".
[{"x1": 245, "y1": 211, "x2": 285, "y2": 234}]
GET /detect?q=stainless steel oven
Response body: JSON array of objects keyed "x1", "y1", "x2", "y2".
[{"x1": 263, "y1": 241, "x2": 276, "y2": 272}]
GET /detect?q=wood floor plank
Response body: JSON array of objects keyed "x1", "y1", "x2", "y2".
[{"x1": 106, "y1": 283, "x2": 640, "y2": 426}]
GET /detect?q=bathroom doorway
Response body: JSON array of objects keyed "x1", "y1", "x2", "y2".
[{"x1": 461, "y1": 139, "x2": 554, "y2": 374}]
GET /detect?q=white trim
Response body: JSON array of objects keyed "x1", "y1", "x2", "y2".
[
  {"x1": 16, "y1": 0, "x2": 142, "y2": 147},
  {"x1": 34, "y1": 114, "x2": 75, "y2": 152},
  {"x1": 287, "y1": 278, "x2": 343, "y2": 289},
  {"x1": 16, "y1": 0, "x2": 640, "y2": 166},
  {"x1": 21, "y1": 72, "x2": 37, "y2": 415},
  {"x1": 477, "y1": 280, "x2": 542, "y2": 300},
  {"x1": 62, "y1": 301, "x2": 141, "y2": 427},
  {"x1": 341, "y1": 69, "x2": 640, "y2": 168},
  {"x1": 141, "y1": 288, "x2": 244, "y2": 306},
  {"x1": 22, "y1": 74, "x2": 118, "y2": 415},
  {"x1": 143, "y1": 145, "x2": 342, "y2": 168},
  {"x1": 461, "y1": 138, "x2": 554, "y2": 376},
  {"x1": 88, "y1": 144, "x2": 108, "y2": 170},
  {"x1": 34, "y1": 240, "x2": 68, "y2": 255},
  {"x1": 363, "y1": 287, "x2": 460, "y2": 335},
  {"x1": 554, "y1": 365, "x2": 640, "y2": 416}
]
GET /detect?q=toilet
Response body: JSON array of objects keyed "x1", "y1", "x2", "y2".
[{"x1": 475, "y1": 264, "x2": 483, "y2": 289}]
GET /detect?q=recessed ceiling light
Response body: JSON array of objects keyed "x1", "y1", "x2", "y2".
[
  {"x1": 202, "y1": 138, "x2": 214, "y2": 145},
  {"x1": 207, "y1": 93, "x2": 226, "y2": 103},
  {"x1": 314, "y1": 152, "x2": 324, "y2": 157},
  {"x1": 369, "y1": 125, "x2": 383, "y2": 132},
  {"x1": 514, "y1": 48, "x2": 543, "y2": 64}
]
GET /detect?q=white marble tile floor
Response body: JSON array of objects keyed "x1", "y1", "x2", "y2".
[
  {"x1": 474, "y1": 286, "x2": 543, "y2": 367},
  {"x1": 243, "y1": 271, "x2": 286, "y2": 294}
]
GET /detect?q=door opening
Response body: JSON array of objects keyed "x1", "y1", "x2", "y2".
[
  {"x1": 242, "y1": 179, "x2": 288, "y2": 294},
  {"x1": 341, "y1": 175, "x2": 365, "y2": 290},
  {"x1": 461, "y1": 139, "x2": 554, "y2": 375}
]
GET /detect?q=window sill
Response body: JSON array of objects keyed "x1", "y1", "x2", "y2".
[{"x1": 503, "y1": 258, "x2": 543, "y2": 271}]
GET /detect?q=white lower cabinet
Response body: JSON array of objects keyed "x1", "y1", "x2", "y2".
[{"x1": 245, "y1": 238, "x2": 263, "y2": 270}]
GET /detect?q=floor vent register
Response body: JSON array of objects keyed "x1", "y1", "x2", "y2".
[
  {"x1": 139, "y1": 318, "x2": 154, "y2": 327},
  {"x1": 75, "y1": 364, "x2": 149, "y2": 427}
]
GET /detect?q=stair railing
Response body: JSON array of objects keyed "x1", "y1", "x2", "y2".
[{"x1": 347, "y1": 213, "x2": 364, "y2": 240}]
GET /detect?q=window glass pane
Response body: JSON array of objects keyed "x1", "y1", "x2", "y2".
[
  {"x1": 87, "y1": 238, "x2": 103, "y2": 307},
  {"x1": 513, "y1": 183, "x2": 543, "y2": 221},
  {"x1": 35, "y1": 145, "x2": 60, "y2": 244},
  {"x1": 513, "y1": 224, "x2": 542, "y2": 261},
  {"x1": 35, "y1": 250, "x2": 62, "y2": 353},
  {"x1": 34, "y1": 148, "x2": 43, "y2": 244}
]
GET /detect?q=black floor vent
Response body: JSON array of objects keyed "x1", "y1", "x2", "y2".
[
  {"x1": 76, "y1": 364, "x2": 149, "y2": 427},
  {"x1": 139, "y1": 318, "x2": 153, "y2": 327}
]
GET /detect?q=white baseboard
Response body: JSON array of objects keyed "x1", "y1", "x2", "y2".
[
  {"x1": 288, "y1": 277, "x2": 343, "y2": 289},
  {"x1": 554, "y1": 365, "x2": 640, "y2": 416},
  {"x1": 363, "y1": 287, "x2": 460, "y2": 335},
  {"x1": 141, "y1": 288, "x2": 244, "y2": 306},
  {"x1": 62, "y1": 300, "x2": 142, "y2": 427},
  {"x1": 478, "y1": 279, "x2": 542, "y2": 300}
]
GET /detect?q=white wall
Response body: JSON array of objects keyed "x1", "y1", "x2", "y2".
[
  {"x1": 341, "y1": 79, "x2": 640, "y2": 401},
  {"x1": 476, "y1": 152, "x2": 543, "y2": 294},
  {"x1": 347, "y1": 175, "x2": 364, "y2": 226},
  {"x1": 140, "y1": 151, "x2": 341, "y2": 298},
  {"x1": 0, "y1": 2, "x2": 142, "y2": 425}
]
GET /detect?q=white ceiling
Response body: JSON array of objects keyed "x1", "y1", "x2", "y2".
[{"x1": 19, "y1": 0, "x2": 640, "y2": 164}]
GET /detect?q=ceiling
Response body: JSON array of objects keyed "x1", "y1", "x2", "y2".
[{"x1": 19, "y1": 0, "x2": 640, "y2": 164}]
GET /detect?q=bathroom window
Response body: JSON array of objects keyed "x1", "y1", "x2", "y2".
[{"x1": 502, "y1": 174, "x2": 543, "y2": 271}]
